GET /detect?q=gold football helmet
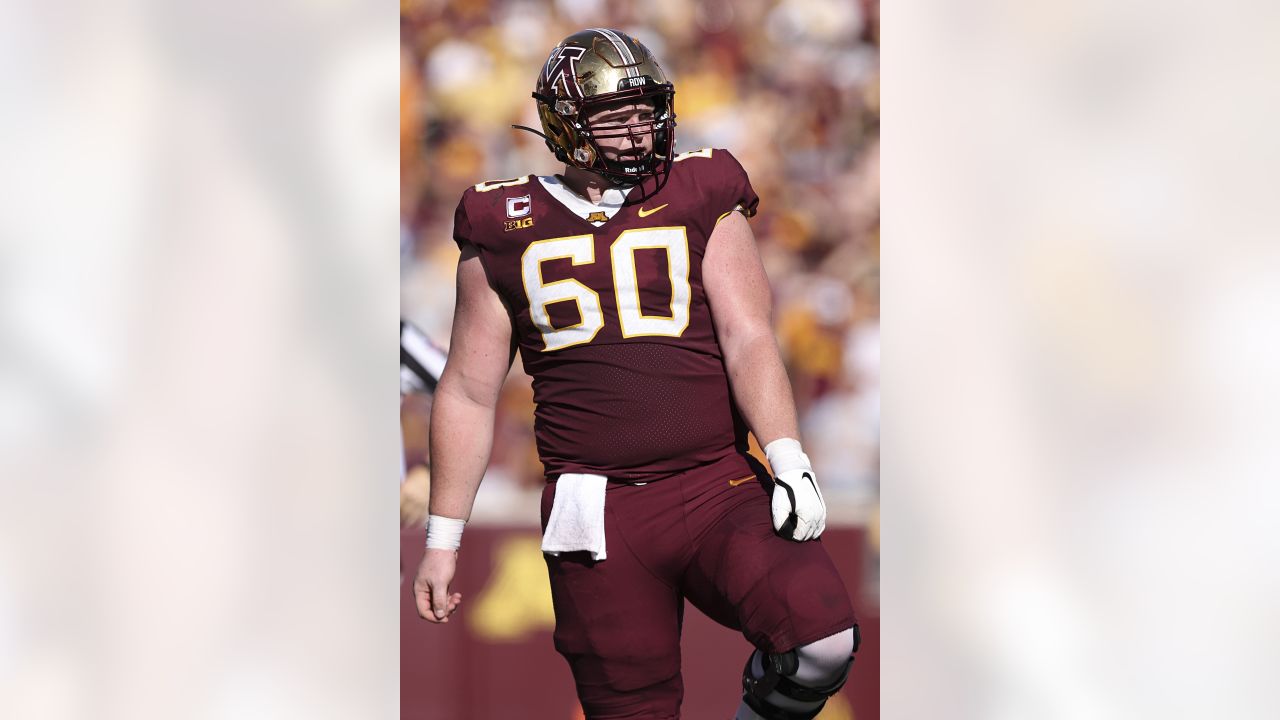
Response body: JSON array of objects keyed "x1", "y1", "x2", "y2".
[{"x1": 520, "y1": 29, "x2": 677, "y2": 195}]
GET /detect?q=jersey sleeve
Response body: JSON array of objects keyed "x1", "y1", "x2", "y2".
[
  {"x1": 446, "y1": 186, "x2": 510, "y2": 303},
  {"x1": 452, "y1": 189, "x2": 475, "y2": 250},
  {"x1": 714, "y1": 149, "x2": 760, "y2": 221}
]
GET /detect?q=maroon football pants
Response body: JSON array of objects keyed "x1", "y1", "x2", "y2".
[{"x1": 540, "y1": 452, "x2": 857, "y2": 720}]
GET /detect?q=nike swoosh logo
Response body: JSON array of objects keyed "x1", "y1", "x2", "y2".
[
  {"x1": 728, "y1": 476, "x2": 754, "y2": 487},
  {"x1": 637, "y1": 203, "x2": 668, "y2": 218}
]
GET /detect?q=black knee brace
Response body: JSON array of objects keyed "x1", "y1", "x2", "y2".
[{"x1": 741, "y1": 626, "x2": 860, "y2": 720}]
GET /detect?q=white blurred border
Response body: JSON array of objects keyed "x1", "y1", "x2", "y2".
[
  {"x1": 0, "y1": 2, "x2": 399, "y2": 718},
  {"x1": 884, "y1": 0, "x2": 1280, "y2": 718}
]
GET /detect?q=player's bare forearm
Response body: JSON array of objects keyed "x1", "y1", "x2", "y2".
[
  {"x1": 704, "y1": 210, "x2": 801, "y2": 447},
  {"x1": 427, "y1": 245, "x2": 515, "y2": 521},
  {"x1": 721, "y1": 329, "x2": 800, "y2": 448},
  {"x1": 427, "y1": 380, "x2": 497, "y2": 521}
]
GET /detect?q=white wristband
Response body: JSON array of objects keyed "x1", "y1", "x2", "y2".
[
  {"x1": 763, "y1": 437, "x2": 812, "y2": 475},
  {"x1": 425, "y1": 514, "x2": 466, "y2": 551}
]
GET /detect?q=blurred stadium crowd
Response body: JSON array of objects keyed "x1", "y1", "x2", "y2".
[{"x1": 400, "y1": 0, "x2": 879, "y2": 524}]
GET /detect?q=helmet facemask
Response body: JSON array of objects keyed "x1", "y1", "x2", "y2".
[{"x1": 549, "y1": 87, "x2": 676, "y2": 201}]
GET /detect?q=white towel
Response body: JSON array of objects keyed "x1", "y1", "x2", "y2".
[{"x1": 541, "y1": 473, "x2": 609, "y2": 561}]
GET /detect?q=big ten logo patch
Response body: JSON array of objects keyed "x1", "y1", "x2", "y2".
[
  {"x1": 468, "y1": 535, "x2": 556, "y2": 641},
  {"x1": 505, "y1": 194, "x2": 534, "y2": 231}
]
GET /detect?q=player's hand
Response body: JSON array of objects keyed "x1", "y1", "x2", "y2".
[
  {"x1": 765, "y1": 438, "x2": 826, "y2": 542},
  {"x1": 413, "y1": 549, "x2": 463, "y2": 623},
  {"x1": 771, "y1": 468, "x2": 827, "y2": 541}
]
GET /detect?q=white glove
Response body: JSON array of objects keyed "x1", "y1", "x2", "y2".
[{"x1": 764, "y1": 438, "x2": 826, "y2": 541}]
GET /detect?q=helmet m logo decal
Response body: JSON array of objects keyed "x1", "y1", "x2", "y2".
[{"x1": 543, "y1": 46, "x2": 588, "y2": 101}]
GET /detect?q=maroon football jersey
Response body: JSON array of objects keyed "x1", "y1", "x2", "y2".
[{"x1": 453, "y1": 148, "x2": 761, "y2": 482}]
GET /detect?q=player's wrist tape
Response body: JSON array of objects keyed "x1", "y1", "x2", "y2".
[
  {"x1": 425, "y1": 515, "x2": 466, "y2": 551},
  {"x1": 763, "y1": 437, "x2": 812, "y2": 476}
]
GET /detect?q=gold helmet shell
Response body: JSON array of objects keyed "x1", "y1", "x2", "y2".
[{"x1": 532, "y1": 29, "x2": 677, "y2": 186}]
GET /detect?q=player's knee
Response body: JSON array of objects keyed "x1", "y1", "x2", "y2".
[
  {"x1": 793, "y1": 626, "x2": 858, "y2": 685},
  {"x1": 740, "y1": 626, "x2": 859, "y2": 720}
]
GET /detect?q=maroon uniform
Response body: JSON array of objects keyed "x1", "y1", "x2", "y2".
[
  {"x1": 453, "y1": 149, "x2": 856, "y2": 719},
  {"x1": 453, "y1": 148, "x2": 759, "y2": 481}
]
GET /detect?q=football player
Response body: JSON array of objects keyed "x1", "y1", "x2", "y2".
[{"x1": 412, "y1": 29, "x2": 859, "y2": 720}]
